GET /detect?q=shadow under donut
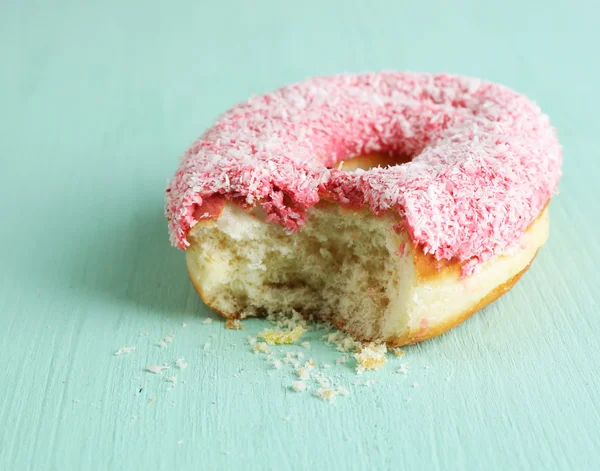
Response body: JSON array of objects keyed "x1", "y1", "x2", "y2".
[{"x1": 33, "y1": 190, "x2": 215, "y2": 323}]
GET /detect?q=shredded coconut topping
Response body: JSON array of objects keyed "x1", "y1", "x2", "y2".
[{"x1": 166, "y1": 72, "x2": 562, "y2": 272}]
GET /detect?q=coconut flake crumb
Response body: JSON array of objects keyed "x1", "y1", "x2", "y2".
[
  {"x1": 272, "y1": 359, "x2": 283, "y2": 369},
  {"x1": 258, "y1": 326, "x2": 305, "y2": 345},
  {"x1": 203, "y1": 342, "x2": 211, "y2": 350},
  {"x1": 175, "y1": 358, "x2": 188, "y2": 370},
  {"x1": 164, "y1": 336, "x2": 174, "y2": 343},
  {"x1": 313, "y1": 373, "x2": 331, "y2": 388},
  {"x1": 325, "y1": 331, "x2": 362, "y2": 352},
  {"x1": 313, "y1": 386, "x2": 349, "y2": 403},
  {"x1": 157, "y1": 340, "x2": 168, "y2": 348},
  {"x1": 313, "y1": 388, "x2": 336, "y2": 402},
  {"x1": 182, "y1": 323, "x2": 187, "y2": 328},
  {"x1": 396, "y1": 363, "x2": 409, "y2": 375},
  {"x1": 301, "y1": 341, "x2": 311, "y2": 350},
  {"x1": 284, "y1": 352, "x2": 301, "y2": 368},
  {"x1": 393, "y1": 348, "x2": 405, "y2": 357},
  {"x1": 146, "y1": 365, "x2": 169, "y2": 374},
  {"x1": 354, "y1": 343, "x2": 387, "y2": 374},
  {"x1": 335, "y1": 355, "x2": 348, "y2": 365},
  {"x1": 296, "y1": 361, "x2": 315, "y2": 380},
  {"x1": 253, "y1": 342, "x2": 270, "y2": 354},
  {"x1": 267, "y1": 310, "x2": 309, "y2": 331},
  {"x1": 296, "y1": 367, "x2": 311, "y2": 380},
  {"x1": 225, "y1": 319, "x2": 244, "y2": 330},
  {"x1": 202, "y1": 318, "x2": 213, "y2": 325},
  {"x1": 114, "y1": 346, "x2": 136, "y2": 356},
  {"x1": 166, "y1": 376, "x2": 177, "y2": 383},
  {"x1": 291, "y1": 381, "x2": 307, "y2": 392}
]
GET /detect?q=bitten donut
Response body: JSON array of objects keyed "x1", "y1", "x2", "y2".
[{"x1": 166, "y1": 72, "x2": 562, "y2": 346}]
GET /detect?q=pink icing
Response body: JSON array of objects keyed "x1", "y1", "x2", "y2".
[{"x1": 165, "y1": 72, "x2": 562, "y2": 273}]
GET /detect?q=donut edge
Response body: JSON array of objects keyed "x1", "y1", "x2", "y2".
[{"x1": 186, "y1": 206, "x2": 548, "y2": 347}]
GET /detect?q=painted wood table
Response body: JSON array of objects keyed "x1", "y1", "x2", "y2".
[{"x1": 1, "y1": 1, "x2": 598, "y2": 469}]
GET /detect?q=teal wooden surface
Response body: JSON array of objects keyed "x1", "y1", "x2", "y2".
[{"x1": 1, "y1": 1, "x2": 599, "y2": 469}]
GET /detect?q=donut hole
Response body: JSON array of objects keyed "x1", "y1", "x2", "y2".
[
  {"x1": 186, "y1": 202, "x2": 415, "y2": 340},
  {"x1": 334, "y1": 152, "x2": 413, "y2": 172}
]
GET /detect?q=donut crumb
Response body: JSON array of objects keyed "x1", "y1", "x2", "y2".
[
  {"x1": 258, "y1": 326, "x2": 305, "y2": 345},
  {"x1": 354, "y1": 344, "x2": 387, "y2": 374},
  {"x1": 226, "y1": 319, "x2": 244, "y2": 330},
  {"x1": 114, "y1": 346, "x2": 136, "y2": 356}
]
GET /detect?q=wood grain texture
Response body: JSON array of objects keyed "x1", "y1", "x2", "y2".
[{"x1": 1, "y1": 1, "x2": 599, "y2": 470}]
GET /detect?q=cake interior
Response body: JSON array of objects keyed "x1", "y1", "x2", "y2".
[{"x1": 186, "y1": 202, "x2": 413, "y2": 340}]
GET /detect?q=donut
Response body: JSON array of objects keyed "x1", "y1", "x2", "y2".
[{"x1": 166, "y1": 72, "x2": 562, "y2": 346}]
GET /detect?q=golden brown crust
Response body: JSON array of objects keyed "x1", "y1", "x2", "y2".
[
  {"x1": 413, "y1": 249, "x2": 462, "y2": 280},
  {"x1": 187, "y1": 267, "x2": 238, "y2": 321},
  {"x1": 412, "y1": 201, "x2": 549, "y2": 281},
  {"x1": 386, "y1": 254, "x2": 536, "y2": 347}
]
